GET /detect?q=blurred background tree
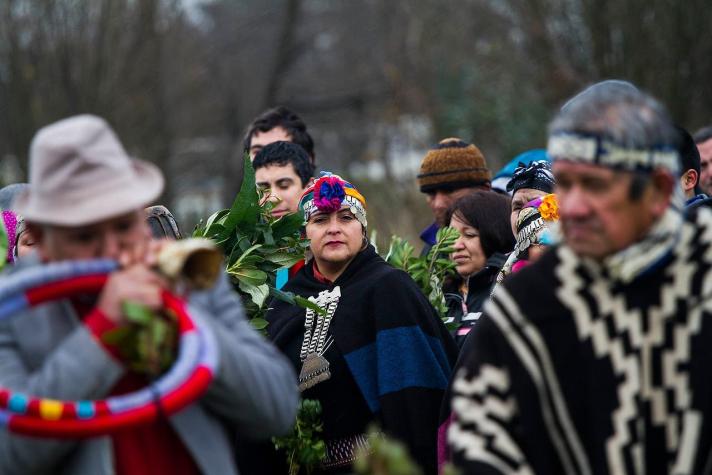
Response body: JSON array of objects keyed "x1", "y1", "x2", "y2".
[{"x1": 1, "y1": 0, "x2": 710, "y2": 247}]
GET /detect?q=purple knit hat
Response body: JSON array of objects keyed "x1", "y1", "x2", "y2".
[{"x1": 2, "y1": 210, "x2": 18, "y2": 264}]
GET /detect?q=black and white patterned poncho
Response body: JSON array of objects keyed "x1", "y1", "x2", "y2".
[{"x1": 449, "y1": 207, "x2": 712, "y2": 475}]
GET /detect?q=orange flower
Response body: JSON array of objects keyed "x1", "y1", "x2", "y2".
[{"x1": 539, "y1": 194, "x2": 559, "y2": 221}]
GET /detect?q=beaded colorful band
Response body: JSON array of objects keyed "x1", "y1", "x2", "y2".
[
  {"x1": 0, "y1": 259, "x2": 218, "y2": 438},
  {"x1": 299, "y1": 173, "x2": 367, "y2": 227},
  {"x1": 547, "y1": 132, "x2": 679, "y2": 175}
]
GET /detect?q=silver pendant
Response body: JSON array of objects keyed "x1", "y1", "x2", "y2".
[{"x1": 298, "y1": 352, "x2": 331, "y2": 391}]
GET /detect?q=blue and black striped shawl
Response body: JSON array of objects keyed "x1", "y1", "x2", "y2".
[{"x1": 268, "y1": 244, "x2": 458, "y2": 474}]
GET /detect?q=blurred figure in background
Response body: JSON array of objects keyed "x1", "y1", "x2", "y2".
[
  {"x1": 491, "y1": 149, "x2": 550, "y2": 194},
  {"x1": 506, "y1": 159, "x2": 555, "y2": 236},
  {"x1": 693, "y1": 125, "x2": 712, "y2": 195},
  {"x1": 497, "y1": 193, "x2": 559, "y2": 285},
  {"x1": 243, "y1": 106, "x2": 316, "y2": 165},
  {"x1": 675, "y1": 126, "x2": 708, "y2": 206},
  {"x1": 145, "y1": 205, "x2": 183, "y2": 240},
  {"x1": 444, "y1": 191, "x2": 514, "y2": 346},
  {"x1": 497, "y1": 160, "x2": 556, "y2": 283},
  {"x1": 417, "y1": 138, "x2": 492, "y2": 254},
  {"x1": 0, "y1": 183, "x2": 32, "y2": 264}
]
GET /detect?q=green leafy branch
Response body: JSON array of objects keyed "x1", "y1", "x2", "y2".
[
  {"x1": 101, "y1": 301, "x2": 178, "y2": 377},
  {"x1": 353, "y1": 425, "x2": 461, "y2": 475},
  {"x1": 273, "y1": 399, "x2": 327, "y2": 475},
  {"x1": 194, "y1": 155, "x2": 320, "y2": 330},
  {"x1": 383, "y1": 227, "x2": 459, "y2": 322}
]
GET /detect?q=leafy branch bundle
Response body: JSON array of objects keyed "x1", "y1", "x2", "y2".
[
  {"x1": 102, "y1": 301, "x2": 178, "y2": 377},
  {"x1": 273, "y1": 399, "x2": 327, "y2": 475},
  {"x1": 353, "y1": 425, "x2": 422, "y2": 475},
  {"x1": 384, "y1": 226, "x2": 459, "y2": 321},
  {"x1": 194, "y1": 156, "x2": 321, "y2": 330},
  {"x1": 353, "y1": 425, "x2": 461, "y2": 475}
]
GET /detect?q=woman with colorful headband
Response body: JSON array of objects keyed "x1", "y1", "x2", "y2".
[{"x1": 266, "y1": 172, "x2": 458, "y2": 474}]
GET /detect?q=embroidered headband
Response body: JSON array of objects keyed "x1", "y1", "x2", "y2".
[
  {"x1": 547, "y1": 133, "x2": 680, "y2": 175},
  {"x1": 299, "y1": 172, "x2": 367, "y2": 227}
]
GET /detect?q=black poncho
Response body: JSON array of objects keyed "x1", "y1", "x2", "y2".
[
  {"x1": 268, "y1": 245, "x2": 458, "y2": 473},
  {"x1": 449, "y1": 208, "x2": 712, "y2": 475}
]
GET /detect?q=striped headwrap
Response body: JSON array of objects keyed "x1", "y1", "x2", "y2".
[
  {"x1": 299, "y1": 172, "x2": 367, "y2": 227},
  {"x1": 547, "y1": 132, "x2": 680, "y2": 175}
]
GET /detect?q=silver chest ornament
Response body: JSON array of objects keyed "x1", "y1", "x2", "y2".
[{"x1": 298, "y1": 286, "x2": 341, "y2": 391}]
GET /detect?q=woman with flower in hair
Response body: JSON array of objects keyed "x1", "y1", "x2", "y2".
[
  {"x1": 497, "y1": 193, "x2": 559, "y2": 283},
  {"x1": 266, "y1": 172, "x2": 458, "y2": 474}
]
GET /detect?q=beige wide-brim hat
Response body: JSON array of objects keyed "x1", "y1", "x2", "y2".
[{"x1": 14, "y1": 114, "x2": 164, "y2": 227}]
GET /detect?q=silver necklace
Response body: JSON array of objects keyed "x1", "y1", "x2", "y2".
[{"x1": 298, "y1": 286, "x2": 341, "y2": 391}]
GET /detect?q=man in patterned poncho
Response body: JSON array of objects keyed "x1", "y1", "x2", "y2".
[{"x1": 448, "y1": 81, "x2": 712, "y2": 475}]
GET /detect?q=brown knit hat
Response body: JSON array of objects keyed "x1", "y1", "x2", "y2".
[{"x1": 417, "y1": 138, "x2": 491, "y2": 192}]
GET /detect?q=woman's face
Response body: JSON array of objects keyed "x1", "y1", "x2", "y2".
[
  {"x1": 306, "y1": 208, "x2": 363, "y2": 270},
  {"x1": 510, "y1": 188, "x2": 548, "y2": 236},
  {"x1": 449, "y1": 214, "x2": 487, "y2": 278}
]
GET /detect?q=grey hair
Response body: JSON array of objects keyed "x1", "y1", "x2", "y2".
[{"x1": 550, "y1": 80, "x2": 679, "y2": 151}]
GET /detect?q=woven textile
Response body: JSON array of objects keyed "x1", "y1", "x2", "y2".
[{"x1": 450, "y1": 207, "x2": 712, "y2": 475}]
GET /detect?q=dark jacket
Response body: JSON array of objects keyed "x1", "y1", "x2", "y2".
[
  {"x1": 267, "y1": 245, "x2": 458, "y2": 474},
  {"x1": 419, "y1": 222, "x2": 439, "y2": 257},
  {"x1": 443, "y1": 252, "x2": 508, "y2": 348}
]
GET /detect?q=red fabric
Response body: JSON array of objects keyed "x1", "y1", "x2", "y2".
[
  {"x1": 76, "y1": 304, "x2": 200, "y2": 475},
  {"x1": 27, "y1": 274, "x2": 108, "y2": 305},
  {"x1": 289, "y1": 259, "x2": 305, "y2": 278},
  {"x1": 83, "y1": 308, "x2": 123, "y2": 361},
  {"x1": 312, "y1": 261, "x2": 332, "y2": 284},
  {"x1": 111, "y1": 376, "x2": 200, "y2": 475}
]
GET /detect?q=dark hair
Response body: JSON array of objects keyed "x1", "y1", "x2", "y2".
[
  {"x1": 253, "y1": 141, "x2": 315, "y2": 187},
  {"x1": 693, "y1": 125, "x2": 712, "y2": 145},
  {"x1": 243, "y1": 106, "x2": 315, "y2": 161},
  {"x1": 677, "y1": 126, "x2": 700, "y2": 176},
  {"x1": 446, "y1": 191, "x2": 515, "y2": 257}
]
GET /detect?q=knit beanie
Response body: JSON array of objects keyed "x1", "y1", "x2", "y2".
[{"x1": 417, "y1": 138, "x2": 491, "y2": 193}]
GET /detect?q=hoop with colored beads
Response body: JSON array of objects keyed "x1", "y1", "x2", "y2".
[{"x1": 0, "y1": 259, "x2": 218, "y2": 438}]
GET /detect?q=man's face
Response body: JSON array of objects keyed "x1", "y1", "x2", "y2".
[
  {"x1": 510, "y1": 187, "x2": 549, "y2": 236},
  {"x1": 697, "y1": 138, "x2": 712, "y2": 195},
  {"x1": 425, "y1": 187, "x2": 479, "y2": 227},
  {"x1": 256, "y1": 163, "x2": 307, "y2": 218},
  {"x1": 249, "y1": 126, "x2": 292, "y2": 160},
  {"x1": 553, "y1": 161, "x2": 667, "y2": 260},
  {"x1": 33, "y1": 210, "x2": 151, "y2": 262}
]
